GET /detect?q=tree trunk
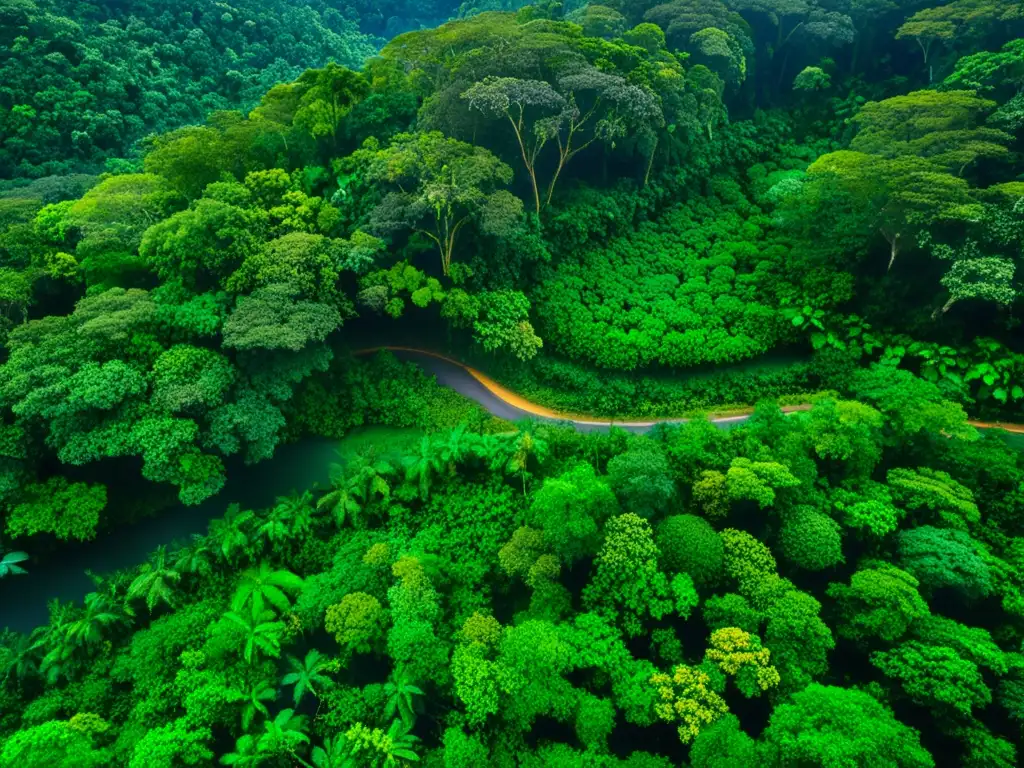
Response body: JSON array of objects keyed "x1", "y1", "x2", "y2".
[
  {"x1": 887, "y1": 233, "x2": 900, "y2": 272},
  {"x1": 643, "y1": 137, "x2": 658, "y2": 188},
  {"x1": 932, "y1": 297, "x2": 955, "y2": 319}
]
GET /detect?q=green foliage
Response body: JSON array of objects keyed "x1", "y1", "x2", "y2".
[
  {"x1": 5, "y1": 5, "x2": 1024, "y2": 768},
  {"x1": 655, "y1": 514, "x2": 724, "y2": 585},
  {"x1": 606, "y1": 445, "x2": 675, "y2": 518},
  {"x1": 0, "y1": 0, "x2": 378, "y2": 178},
  {"x1": 7, "y1": 477, "x2": 106, "y2": 541},
  {"x1": 535, "y1": 198, "x2": 795, "y2": 370},
  {"x1": 872, "y1": 641, "x2": 991, "y2": 717},
  {"x1": 896, "y1": 525, "x2": 992, "y2": 598},
  {"x1": 583, "y1": 513, "x2": 674, "y2": 637},
  {"x1": 827, "y1": 563, "x2": 930, "y2": 644},
  {"x1": 779, "y1": 507, "x2": 843, "y2": 570},
  {"x1": 527, "y1": 462, "x2": 619, "y2": 564},
  {"x1": 761, "y1": 684, "x2": 935, "y2": 768}
]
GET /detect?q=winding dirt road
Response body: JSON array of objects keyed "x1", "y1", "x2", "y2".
[{"x1": 361, "y1": 346, "x2": 1024, "y2": 435}]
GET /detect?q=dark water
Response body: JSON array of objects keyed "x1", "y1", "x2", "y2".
[{"x1": 0, "y1": 438, "x2": 341, "y2": 634}]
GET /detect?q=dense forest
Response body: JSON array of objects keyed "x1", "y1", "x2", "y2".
[{"x1": 2, "y1": 0, "x2": 1024, "y2": 764}]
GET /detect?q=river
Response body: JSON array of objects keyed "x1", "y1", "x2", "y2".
[
  {"x1": 0, "y1": 437, "x2": 344, "y2": 634},
  {"x1": 2, "y1": 349, "x2": 1022, "y2": 635}
]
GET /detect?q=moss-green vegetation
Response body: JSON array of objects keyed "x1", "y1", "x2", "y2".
[
  {"x1": 2, "y1": 0, "x2": 1024, "y2": 764},
  {"x1": 4, "y1": 400, "x2": 1024, "y2": 766}
]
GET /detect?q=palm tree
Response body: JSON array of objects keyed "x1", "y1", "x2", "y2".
[
  {"x1": 220, "y1": 734, "x2": 260, "y2": 767},
  {"x1": 127, "y1": 545, "x2": 181, "y2": 613},
  {"x1": 404, "y1": 435, "x2": 444, "y2": 499},
  {"x1": 382, "y1": 719, "x2": 421, "y2": 766},
  {"x1": 224, "y1": 607, "x2": 286, "y2": 665},
  {"x1": 231, "y1": 561, "x2": 304, "y2": 616},
  {"x1": 311, "y1": 735, "x2": 347, "y2": 768},
  {"x1": 506, "y1": 430, "x2": 548, "y2": 495},
  {"x1": 318, "y1": 455, "x2": 391, "y2": 529},
  {"x1": 316, "y1": 472, "x2": 361, "y2": 528},
  {"x1": 257, "y1": 491, "x2": 315, "y2": 547},
  {"x1": 1, "y1": 633, "x2": 38, "y2": 685},
  {"x1": 31, "y1": 594, "x2": 125, "y2": 684},
  {"x1": 30, "y1": 601, "x2": 74, "y2": 684},
  {"x1": 63, "y1": 592, "x2": 126, "y2": 648},
  {"x1": 383, "y1": 668, "x2": 424, "y2": 728},
  {"x1": 210, "y1": 504, "x2": 257, "y2": 564},
  {"x1": 338, "y1": 719, "x2": 420, "y2": 767},
  {"x1": 435, "y1": 423, "x2": 476, "y2": 473},
  {"x1": 0, "y1": 551, "x2": 28, "y2": 578},
  {"x1": 282, "y1": 649, "x2": 333, "y2": 707},
  {"x1": 350, "y1": 458, "x2": 392, "y2": 511},
  {"x1": 173, "y1": 535, "x2": 214, "y2": 577},
  {"x1": 226, "y1": 675, "x2": 277, "y2": 730},
  {"x1": 256, "y1": 708, "x2": 309, "y2": 760}
]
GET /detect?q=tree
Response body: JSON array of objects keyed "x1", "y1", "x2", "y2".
[
  {"x1": 461, "y1": 76, "x2": 567, "y2": 215},
  {"x1": 527, "y1": 462, "x2": 619, "y2": 564},
  {"x1": 403, "y1": 435, "x2": 445, "y2": 499},
  {"x1": 851, "y1": 90, "x2": 1009, "y2": 175},
  {"x1": 282, "y1": 649, "x2": 334, "y2": 707},
  {"x1": 319, "y1": 455, "x2": 393, "y2": 528},
  {"x1": 583, "y1": 513, "x2": 675, "y2": 637},
  {"x1": 896, "y1": 0, "x2": 1022, "y2": 81},
  {"x1": 255, "y1": 708, "x2": 309, "y2": 762},
  {"x1": 655, "y1": 514, "x2": 725, "y2": 585},
  {"x1": 0, "y1": 720, "x2": 112, "y2": 767},
  {"x1": 896, "y1": 14, "x2": 956, "y2": 81},
  {"x1": 826, "y1": 563, "x2": 930, "y2": 644},
  {"x1": 54, "y1": 592, "x2": 126, "y2": 659},
  {"x1": 126, "y1": 545, "x2": 182, "y2": 613},
  {"x1": 703, "y1": 627, "x2": 781, "y2": 697},
  {"x1": 231, "y1": 562, "x2": 305, "y2": 616},
  {"x1": 805, "y1": 398, "x2": 884, "y2": 476},
  {"x1": 139, "y1": 199, "x2": 265, "y2": 291},
  {"x1": 703, "y1": 593, "x2": 762, "y2": 633},
  {"x1": 227, "y1": 676, "x2": 277, "y2": 730},
  {"x1": 223, "y1": 283, "x2": 342, "y2": 352},
  {"x1": 7, "y1": 477, "x2": 107, "y2": 542},
  {"x1": 944, "y1": 38, "x2": 1024, "y2": 95},
  {"x1": 887, "y1": 467, "x2": 979, "y2": 529},
  {"x1": 311, "y1": 735, "x2": 348, "y2": 768},
  {"x1": 934, "y1": 243, "x2": 1016, "y2": 317},
  {"x1": 338, "y1": 720, "x2": 420, "y2": 766},
  {"x1": 872, "y1": 641, "x2": 991, "y2": 717},
  {"x1": 761, "y1": 684, "x2": 935, "y2": 768},
  {"x1": 606, "y1": 447, "x2": 675, "y2": 518},
  {"x1": 793, "y1": 65, "x2": 831, "y2": 90},
  {"x1": 128, "y1": 718, "x2": 213, "y2": 767},
  {"x1": 850, "y1": 365, "x2": 975, "y2": 440},
  {"x1": 384, "y1": 667, "x2": 425, "y2": 727},
  {"x1": 223, "y1": 608, "x2": 286, "y2": 665},
  {"x1": 325, "y1": 592, "x2": 387, "y2": 655},
  {"x1": 763, "y1": 590, "x2": 834, "y2": 694},
  {"x1": 689, "y1": 714, "x2": 758, "y2": 768},
  {"x1": 360, "y1": 131, "x2": 523, "y2": 275},
  {"x1": 778, "y1": 507, "x2": 843, "y2": 571},
  {"x1": 897, "y1": 526, "x2": 992, "y2": 599},
  {"x1": 290, "y1": 63, "x2": 370, "y2": 143},
  {"x1": 650, "y1": 664, "x2": 729, "y2": 744},
  {"x1": 805, "y1": 150, "x2": 983, "y2": 271},
  {"x1": 912, "y1": 614, "x2": 1008, "y2": 674},
  {"x1": 462, "y1": 67, "x2": 662, "y2": 212},
  {"x1": 720, "y1": 528, "x2": 777, "y2": 592},
  {"x1": 725, "y1": 458, "x2": 800, "y2": 508},
  {"x1": 150, "y1": 345, "x2": 235, "y2": 414}
]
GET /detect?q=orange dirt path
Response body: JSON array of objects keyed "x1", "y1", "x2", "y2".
[{"x1": 357, "y1": 347, "x2": 1024, "y2": 433}]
